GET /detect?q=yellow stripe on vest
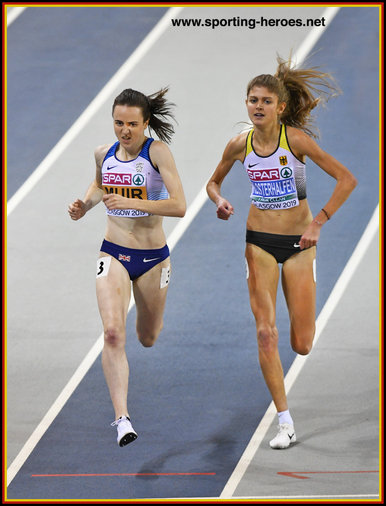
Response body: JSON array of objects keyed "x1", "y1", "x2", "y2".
[
  {"x1": 245, "y1": 129, "x2": 254, "y2": 157},
  {"x1": 279, "y1": 124, "x2": 290, "y2": 151}
]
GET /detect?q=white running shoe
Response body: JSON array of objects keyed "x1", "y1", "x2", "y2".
[
  {"x1": 111, "y1": 416, "x2": 138, "y2": 447},
  {"x1": 269, "y1": 423, "x2": 296, "y2": 449}
]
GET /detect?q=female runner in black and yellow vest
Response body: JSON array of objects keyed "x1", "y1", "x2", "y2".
[{"x1": 207, "y1": 56, "x2": 357, "y2": 449}]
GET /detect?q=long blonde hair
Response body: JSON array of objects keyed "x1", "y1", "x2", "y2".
[{"x1": 247, "y1": 55, "x2": 340, "y2": 137}]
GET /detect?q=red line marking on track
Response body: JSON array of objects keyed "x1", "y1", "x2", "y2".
[
  {"x1": 278, "y1": 470, "x2": 379, "y2": 480},
  {"x1": 31, "y1": 472, "x2": 216, "y2": 478}
]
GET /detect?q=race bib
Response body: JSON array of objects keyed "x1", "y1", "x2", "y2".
[
  {"x1": 102, "y1": 172, "x2": 149, "y2": 217},
  {"x1": 248, "y1": 166, "x2": 299, "y2": 210}
]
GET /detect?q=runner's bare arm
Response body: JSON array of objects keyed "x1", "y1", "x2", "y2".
[{"x1": 68, "y1": 145, "x2": 108, "y2": 220}]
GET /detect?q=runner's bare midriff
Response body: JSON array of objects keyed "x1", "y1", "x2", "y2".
[
  {"x1": 104, "y1": 214, "x2": 166, "y2": 250},
  {"x1": 246, "y1": 199, "x2": 313, "y2": 235}
]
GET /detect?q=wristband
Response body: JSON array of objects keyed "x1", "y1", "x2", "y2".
[{"x1": 321, "y1": 208, "x2": 330, "y2": 220}]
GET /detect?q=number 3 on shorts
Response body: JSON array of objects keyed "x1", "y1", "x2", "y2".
[{"x1": 96, "y1": 256, "x2": 112, "y2": 278}]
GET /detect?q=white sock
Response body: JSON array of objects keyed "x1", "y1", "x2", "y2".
[{"x1": 278, "y1": 409, "x2": 294, "y2": 426}]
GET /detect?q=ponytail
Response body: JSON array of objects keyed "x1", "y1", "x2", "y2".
[
  {"x1": 247, "y1": 55, "x2": 340, "y2": 137},
  {"x1": 112, "y1": 87, "x2": 176, "y2": 143},
  {"x1": 147, "y1": 87, "x2": 176, "y2": 144}
]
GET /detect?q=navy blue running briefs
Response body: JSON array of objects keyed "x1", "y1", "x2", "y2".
[{"x1": 100, "y1": 239, "x2": 169, "y2": 280}]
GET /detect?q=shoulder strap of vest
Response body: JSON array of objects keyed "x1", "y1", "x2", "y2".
[
  {"x1": 245, "y1": 129, "x2": 254, "y2": 157},
  {"x1": 279, "y1": 124, "x2": 291, "y2": 152},
  {"x1": 138, "y1": 137, "x2": 153, "y2": 161},
  {"x1": 139, "y1": 137, "x2": 160, "y2": 173},
  {"x1": 102, "y1": 141, "x2": 119, "y2": 164}
]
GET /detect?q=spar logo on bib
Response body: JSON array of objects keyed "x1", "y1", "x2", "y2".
[
  {"x1": 247, "y1": 167, "x2": 281, "y2": 182},
  {"x1": 280, "y1": 167, "x2": 293, "y2": 178},
  {"x1": 102, "y1": 173, "x2": 132, "y2": 185},
  {"x1": 132, "y1": 174, "x2": 145, "y2": 186},
  {"x1": 102, "y1": 171, "x2": 148, "y2": 200}
]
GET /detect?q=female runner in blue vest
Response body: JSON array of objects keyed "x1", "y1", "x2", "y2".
[
  {"x1": 206, "y1": 56, "x2": 357, "y2": 449},
  {"x1": 68, "y1": 88, "x2": 186, "y2": 447}
]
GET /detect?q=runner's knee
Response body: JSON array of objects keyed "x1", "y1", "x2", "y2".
[
  {"x1": 257, "y1": 325, "x2": 278, "y2": 354},
  {"x1": 137, "y1": 332, "x2": 158, "y2": 348},
  {"x1": 292, "y1": 341, "x2": 312, "y2": 355},
  {"x1": 104, "y1": 325, "x2": 125, "y2": 348},
  {"x1": 137, "y1": 320, "x2": 163, "y2": 348},
  {"x1": 291, "y1": 328, "x2": 315, "y2": 355}
]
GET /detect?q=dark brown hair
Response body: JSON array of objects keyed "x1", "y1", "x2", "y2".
[
  {"x1": 247, "y1": 55, "x2": 340, "y2": 137},
  {"x1": 112, "y1": 87, "x2": 176, "y2": 143}
]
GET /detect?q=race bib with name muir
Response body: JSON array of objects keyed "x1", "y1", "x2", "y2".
[{"x1": 103, "y1": 172, "x2": 149, "y2": 217}]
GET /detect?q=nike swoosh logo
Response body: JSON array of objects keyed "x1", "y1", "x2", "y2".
[
  {"x1": 288, "y1": 433, "x2": 295, "y2": 440},
  {"x1": 143, "y1": 257, "x2": 161, "y2": 263},
  {"x1": 107, "y1": 166, "x2": 118, "y2": 170},
  {"x1": 248, "y1": 163, "x2": 259, "y2": 168},
  {"x1": 294, "y1": 244, "x2": 300, "y2": 248}
]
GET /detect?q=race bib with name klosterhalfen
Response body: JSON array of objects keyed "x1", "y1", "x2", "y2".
[{"x1": 248, "y1": 166, "x2": 299, "y2": 210}]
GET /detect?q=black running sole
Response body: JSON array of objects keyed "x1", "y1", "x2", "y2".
[{"x1": 119, "y1": 432, "x2": 138, "y2": 447}]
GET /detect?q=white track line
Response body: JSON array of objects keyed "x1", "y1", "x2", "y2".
[
  {"x1": 6, "y1": 6, "x2": 184, "y2": 216},
  {"x1": 291, "y1": 6, "x2": 340, "y2": 66},
  {"x1": 220, "y1": 206, "x2": 379, "y2": 499},
  {"x1": 6, "y1": 6, "x2": 185, "y2": 487},
  {"x1": 6, "y1": 7, "x2": 27, "y2": 26}
]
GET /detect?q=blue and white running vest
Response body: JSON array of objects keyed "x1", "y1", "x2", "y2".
[{"x1": 101, "y1": 138, "x2": 168, "y2": 218}]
